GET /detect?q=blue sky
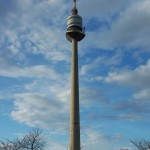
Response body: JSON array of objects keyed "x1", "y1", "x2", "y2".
[{"x1": 0, "y1": 0, "x2": 150, "y2": 149}]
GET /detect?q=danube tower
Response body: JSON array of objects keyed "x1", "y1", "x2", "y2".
[{"x1": 66, "y1": 0, "x2": 85, "y2": 150}]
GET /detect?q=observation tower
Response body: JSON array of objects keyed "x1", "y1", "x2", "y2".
[{"x1": 66, "y1": 0, "x2": 85, "y2": 150}]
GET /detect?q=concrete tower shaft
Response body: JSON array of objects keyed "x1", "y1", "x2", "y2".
[
  {"x1": 70, "y1": 38, "x2": 80, "y2": 150},
  {"x1": 66, "y1": 1, "x2": 85, "y2": 150}
]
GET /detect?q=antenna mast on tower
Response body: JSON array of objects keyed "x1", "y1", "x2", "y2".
[{"x1": 74, "y1": 0, "x2": 76, "y2": 8}]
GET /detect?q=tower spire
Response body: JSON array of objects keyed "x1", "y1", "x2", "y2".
[
  {"x1": 74, "y1": 0, "x2": 76, "y2": 8},
  {"x1": 72, "y1": 0, "x2": 78, "y2": 15}
]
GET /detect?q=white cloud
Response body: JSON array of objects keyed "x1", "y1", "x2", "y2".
[
  {"x1": 120, "y1": 147, "x2": 133, "y2": 150},
  {"x1": 80, "y1": 50, "x2": 123, "y2": 76},
  {"x1": 102, "y1": 0, "x2": 150, "y2": 49},
  {"x1": 79, "y1": 0, "x2": 131, "y2": 19},
  {"x1": 79, "y1": 87, "x2": 108, "y2": 105},
  {"x1": 103, "y1": 59, "x2": 150, "y2": 114},
  {"x1": 81, "y1": 129, "x2": 125, "y2": 150},
  {"x1": 104, "y1": 59, "x2": 150, "y2": 89},
  {"x1": 0, "y1": 0, "x2": 70, "y2": 63},
  {"x1": 22, "y1": 27, "x2": 70, "y2": 62},
  {"x1": 0, "y1": 64, "x2": 61, "y2": 80},
  {"x1": 1, "y1": 0, "x2": 149, "y2": 66},
  {"x1": 48, "y1": 144, "x2": 67, "y2": 150},
  {"x1": 8, "y1": 57, "x2": 150, "y2": 129},
  {"x1": 82, "y1": 0, "x2": 150, "y2": 50},
  {"x1": 11, "y1": 84, "x2": 108, "y2": 129},
  {"x1": 133, "y1": 89, "x2": 150, "y2": 100},
  {"x1": 11, "y1": 93, "x2": 69, "y2": 130},
  {"x1": 90, "y1": 59, "x2": 150, "y2": 120}
]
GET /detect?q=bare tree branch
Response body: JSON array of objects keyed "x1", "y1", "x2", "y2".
[
  {"x1": 0, "y1": 128, "x2": 46, "y2": 150},
  {"x1": 131, "y1": 139, "x2": 150, "y2": 150}
]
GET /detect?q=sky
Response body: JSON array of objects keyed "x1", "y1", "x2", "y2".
[{"x1": 0, "y1": 0, "x2": 150, "y2": 149}]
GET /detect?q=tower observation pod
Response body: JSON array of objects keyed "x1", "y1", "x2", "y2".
[
  {"x1": 66, "y1": 2, "x2": 85, "y2": 42},
  {"x1": 66, "y1": 0, "x2": 85, "y2": 150}
]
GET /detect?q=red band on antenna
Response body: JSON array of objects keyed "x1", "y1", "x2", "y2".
[{"x1": 74, "y1": 0, "x2": 76, "y2": 8}]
